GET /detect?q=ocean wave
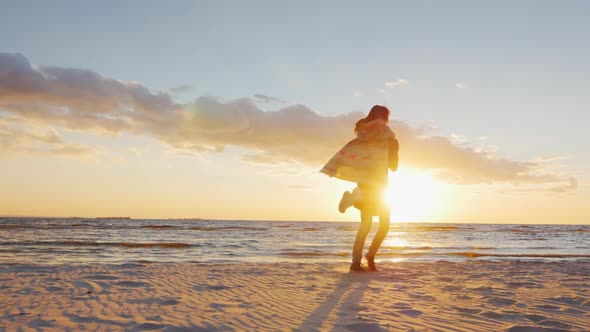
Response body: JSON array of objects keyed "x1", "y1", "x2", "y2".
[
  {"x1": 190, "y1": 226, "x2": 269, "y2": 231},
  {"x1": 0, "y1": 225, "x2": 27, "y2": 229},
  {"x1": 382, "y1": 245, "x2": 433, "y2": 250},
  {"x1": 447, "y1": 252, "x2": 590, "y2": 259},
  {"x1": 140, "y1": 225, "x2": 178, "y2": 229},
  {"x1": 0, "y1": 223, "x2": 114, "y2": 230},
  {"x1": 277, "y1": 250, "x2": 590, "y2": 260},
  {"x1": 374, "y1": 251, "x2": 590, "y2": 259},
  {"x1": 0, "y1": 241, "x2": 192, "y2": 248},
  {"x1": 413, "y1": 225, "x2": 460, "y2": 232},
  {"x1": 280, "y1": 251, "x2": 349, "y2": 257}
]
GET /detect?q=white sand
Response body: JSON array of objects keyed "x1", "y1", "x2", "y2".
[{"x1": 0, "y1": 260, "x2": 589, "y2": 331}]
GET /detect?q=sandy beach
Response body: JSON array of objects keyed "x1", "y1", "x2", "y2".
[{"x1": 1, "y1": 260, "x2": 588, "y2": 331}]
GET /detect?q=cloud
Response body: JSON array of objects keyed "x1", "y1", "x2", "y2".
[
  {"x1": 455, "y1": 83, "x2": 467, "y2": 89},
  {"x1": 0, "y1": 53, "x2": 176, "y2": 136},
  {"x1": 498, "y1": 177, "x2": 578, "y2": 194},
  {"x1": 253, "y1": 94, "x2": 285, "y2": 104},
  {"x1": 450, "y1": 133, "x2": 468, "y2": 145},
  {"x1": 239, "y1": 152, "x2": 291, "y2": 165},
  {"x1": 0, "y1": 53, "x2": 576, "y2": 189},
  {"x1": 0, "y1": 117, "x2": 95, "y2": 158},
  {"x1": 530, "y1": 155, "x2": 573, "y2": 163},
  {"x1": 549, "y1": 178, "x2": 578, "y2": 192},
  {"x1": 169, "y1": 85, "x2": 193, "y2": 93},
  {"x1": 384, "y1": 79, "x2": 409, "y2": 88}
]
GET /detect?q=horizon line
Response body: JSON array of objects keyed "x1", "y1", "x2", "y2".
[{"x1": 0, "y1": 215, "x2": 587, "y2": 226}]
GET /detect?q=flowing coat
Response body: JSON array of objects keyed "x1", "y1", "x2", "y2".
[{"x1": 320, "y1": 119, "x2": 398, "y2": 187}]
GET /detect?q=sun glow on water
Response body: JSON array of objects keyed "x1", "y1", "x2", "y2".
[{"x1": 385, "y1": 167, "x2": 443, "y2": 222}]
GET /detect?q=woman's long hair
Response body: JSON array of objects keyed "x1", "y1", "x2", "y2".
[{"x1": 355, "y1": 105, "x2": 390, "y2": 133}]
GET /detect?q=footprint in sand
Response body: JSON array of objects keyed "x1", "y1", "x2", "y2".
[
  {"x1": 73, "y1": 280, "x2": 100, "y2": 293},
  {"x1": 159, "y1": 299, "x2": 180, "y2": 306},
  {"x1": 114, "y1": 281, "x2": 149, "y2": 287},
  {"x1": 399, "y1": 309, "x2": 422, "y2": 318},
  {"x1": 209, "y1": 285, "x2": 230, "y2": 291},
  {"x1": 83, "y1": 275, "x2": 119, "y2": 281},
  {"x1": 534, "y1": 304, "x2": 561, "y2": 311},
  {"x1": 345, "y1": 322, "x2": 388, "y2": 332},
  {"x1": 453, "y1": 307, "x2": 481, "y2": 315},
  {"x1": 131, "y1": 322, "x2": 166, "y2": 331}
]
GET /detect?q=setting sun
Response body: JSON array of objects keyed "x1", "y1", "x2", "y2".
[
  {"x1": 385, "y1": 167, "x2": 444, "y2": 222},
  {"x1": 1, "y1": 3, "x2": 589, "y2": 331}
]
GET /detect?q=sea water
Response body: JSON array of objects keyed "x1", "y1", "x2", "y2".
[{"x1": 0, "y1": 218, "x2": 588, "y2": 265}]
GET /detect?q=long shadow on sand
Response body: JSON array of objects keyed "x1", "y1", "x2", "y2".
[{"x1": 295, "y1": 272, "x2": 372, "y2": 331}]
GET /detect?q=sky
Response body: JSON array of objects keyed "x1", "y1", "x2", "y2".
[{"x1": 0, "y1": 1, "x2": 589, "y2": 224}]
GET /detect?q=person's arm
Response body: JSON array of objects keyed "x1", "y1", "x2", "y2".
[{"x1": 389, "y1": 136, "x2": 399, "y2": 172}]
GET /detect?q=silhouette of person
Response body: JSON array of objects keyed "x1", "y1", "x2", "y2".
[{"x1": 321, "y1": 105, "x2": 399, "y2": 272}]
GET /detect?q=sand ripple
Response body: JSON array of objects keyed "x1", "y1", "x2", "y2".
[{"x1": 0, "y1": 260, "x2": 588, "y2": 331}]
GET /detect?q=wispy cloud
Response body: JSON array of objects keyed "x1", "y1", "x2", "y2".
[
  {"x1": 455, "y1": 83, "x2": 467, "y2": 89},
  {"x1": 549, "y1": 178, "x2": 578, "y2": 192},
  {"x1": 450, "y1": 133, "x2": 468, "y2": 145},
  {"x1": 0, "y1": 117, "x2": 95, "y2": 158},
  {"x1": 0, "y1": 53, "x2": 576, "y2": 190},
  {"x1": 169, "y1": 84, "x2": 193, "y2": 94},
  {"x1": 253, "y1": 94, "x2": 285, "y2": 104},
  {"x1": 384, "y1": 79, "x2": 409, "y2": 88}
]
